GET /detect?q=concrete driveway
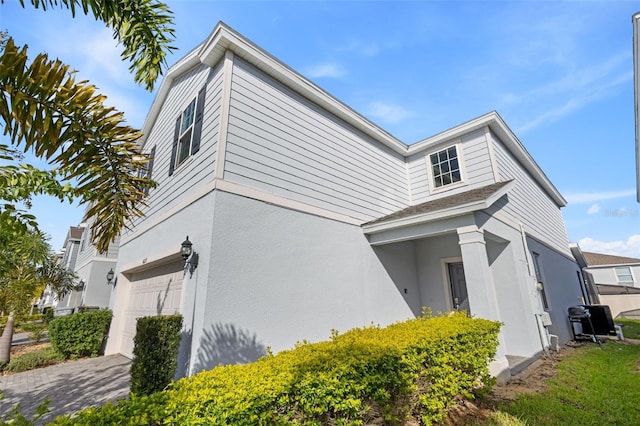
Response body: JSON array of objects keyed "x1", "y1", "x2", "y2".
[{"x1": 0, "y1": 354, "x2": 131, "y2": 425}]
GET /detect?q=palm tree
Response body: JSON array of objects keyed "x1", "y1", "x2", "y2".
[{"x1": 0, "y1": 0, "x2": 175, "y2": 252}]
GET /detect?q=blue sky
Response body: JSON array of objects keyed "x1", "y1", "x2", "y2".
[{"x1": 1, "y1": 0, "x2": 639, "y2": 257}]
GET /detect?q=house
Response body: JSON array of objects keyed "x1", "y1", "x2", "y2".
[
  {"x1": 571, "y1": 244, "x2": 640, "y2": 319},
  {"x1": 42, "y1": 225, "x2": 85, "y2": 314},
  {"x1": 105, "y1": 22, "x2": 584, "y2": 381},
  {"x1": 71, "y1": 213, "x2": 119, "y2": 309}
]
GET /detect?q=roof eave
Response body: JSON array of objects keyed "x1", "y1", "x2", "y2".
[
  {"x1": 363, "y1": 180, "x2": 514, "y2": 235},
  {"x1": 139, "y1": 22, "x2": 408, "y2": 154}
]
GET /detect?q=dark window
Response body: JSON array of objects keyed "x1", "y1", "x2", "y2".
[
  {"x1": 169, "y1": 85, "x2": 206, "y2": 176},
  {"x1": 430, "y1": 145, "x2": 462, "y2": 188}
]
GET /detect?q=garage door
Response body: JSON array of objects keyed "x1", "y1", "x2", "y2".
[{"x1": 121, "y1": 260, "x2": 184, "y2": 358}]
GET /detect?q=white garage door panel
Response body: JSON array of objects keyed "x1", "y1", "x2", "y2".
[{"x1": 121, "y1": 261, "x2": 184, "y2": 358}]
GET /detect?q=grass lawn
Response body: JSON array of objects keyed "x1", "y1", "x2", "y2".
[
  {"x1": 616, "y1": 318, "x2": 640, "y2": 339},
  {"x1": 488, "y1": 342, "x2": 640, "y2": 425}
]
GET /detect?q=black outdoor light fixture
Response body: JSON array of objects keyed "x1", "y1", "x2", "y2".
[
  {"x1": 181, "y1": 236, "x2": 193, "y2": 259},
  {"x1": 181, "y1": 236, "x2": 198, "y2": 277},
  {"x1": 106, "y1": 268, "x2": 115, "y2": 285}
]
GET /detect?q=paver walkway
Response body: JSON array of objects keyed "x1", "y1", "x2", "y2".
[{"x1": 0, "y1": 354, "x2": 131, "y2": 425}]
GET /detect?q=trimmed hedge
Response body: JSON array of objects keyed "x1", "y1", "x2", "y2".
[
  {"x1": 51, "y1": 312, "x2": 500, "y2": 425},
  {"x1": 48, "y1": 310, "x2": 112, "y2": 359},
  {"x1": 130, "y1": 314, "x2": 183, "y2": 396}
]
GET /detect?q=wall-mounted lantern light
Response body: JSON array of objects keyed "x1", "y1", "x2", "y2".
[
  {"x1": 181, "y1": 236, "x2": 193, "y2": 260},
  {"x1": 106, "y1": 268, "x2": 115, "y2": 285},
  {"x1": 181, "y1": 236, "x2": 198, "y2": 277}
]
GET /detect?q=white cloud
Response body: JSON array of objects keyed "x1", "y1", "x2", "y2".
[
  {"x1": 305, "y1": 63, "x2": 347, "y2": 79},
  {"x1": 335, "y1": 40, "x2": 380, "y2": 57},
  {"x1": 517, "y1": 69, "x2": 632, "y2": 133},
  {"x1": 563, "y1": 189, "x2": 636, "y2": 204},
  {"x1": 578, "y1": 235, "x2": 640, "y2": 259},
  {"x1": 587, "y1": 204, "x2": 600, "y2": 215},
  {"x1": 366, "y1": 101, "x2": 414, "y2": 124}
]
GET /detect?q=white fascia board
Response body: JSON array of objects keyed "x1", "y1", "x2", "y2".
[
  {"x1": 198, "y1": 22, "x2": 409, "y2": 154},
  {"x1": 569, "y1": 242, "x2": 589, "y2": 269},
  {"x1": 363, "y1": 181, "x2": 513, "y2": 235},
  {"x1": 138, "y1": 48, "x2": 202, "y2": 149},
  {"x1": 407, "y1": 112, "x2": 497, "y2": 154},
  {"x1": 488, "y1": 114, "x2": 566, "y2": 207}
]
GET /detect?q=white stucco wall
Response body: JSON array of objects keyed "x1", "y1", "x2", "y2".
[
  {"x1": 189, "y1": 191, "x2": 416, "y2": 373},
  {"x1": 75, "y1": 260, "x2": 115, "y2": 308},
  {"x1": 413, "y1": 233, "x2": 462, "y2": 314},
  {"x1": 526, "y1": 237, "x2": 583, "y2": 343}
]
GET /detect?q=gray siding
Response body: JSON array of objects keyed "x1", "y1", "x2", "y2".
[
  {"x1": 223, "y1": 58, "x2": 408, "y2": 221},
  {"x1": 130, "y1": 61, "x2": 225, "y2": 231},
  {"x1": 76, "y1": 224, "x2": 119, "y2": 269},
  {"x1": 490, "y1": 132, "x2": 571, "y2": 256},
  {"x1": 407, "y1": 129, "x2": 495, "y2": 205}
]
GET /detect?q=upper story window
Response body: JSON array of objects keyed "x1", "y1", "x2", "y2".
[
  {"x1": 615, "y1": 266, "x2": 634, "y2": 284},
  {"x1": 169, "y1": 85, "x2": 207, "y2": 176},
  {"x1": 430, "y1": 145, "x2": 461, "y2": 189},
  {"x1": 177, "y1": 99, "x2": 196, "y2": 167}
]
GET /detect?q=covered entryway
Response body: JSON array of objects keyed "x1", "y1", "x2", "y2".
[{"x1": 120, "y1": 260, "x2": 184, "y2": 358}]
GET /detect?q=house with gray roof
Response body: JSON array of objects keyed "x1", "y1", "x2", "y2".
[
  {"x1": 105, "y1": 23, "x2": 584, "y2": 382},
  {"x1": 571, "y1": 245, "x2": 640, "y2": 318}
]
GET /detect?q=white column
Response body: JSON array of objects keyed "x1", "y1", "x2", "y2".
[
  {"x1": 457, "y1": 226, "x2": 500, "y2": 320},
  {"x1": 457, "y1": 225, "x2": 510, "y2": 382}
]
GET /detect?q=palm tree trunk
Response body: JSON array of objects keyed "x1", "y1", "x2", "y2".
[{"x1": 0, "y1": 312, "x2": 15, "y2": 364}]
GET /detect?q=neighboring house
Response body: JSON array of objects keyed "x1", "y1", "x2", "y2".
[
  {"x1": 49, "y1": 225, "x2": 85, "y2": 313},
  {"x1": 105, "y1": 22, "x2": 584, "y2": 381},
  {"x1": 72, "y1": 212, "x2": 119, "y2": 309},
  {"x1": 571, "y1": 245, "x2": 640, "y2": 319}
]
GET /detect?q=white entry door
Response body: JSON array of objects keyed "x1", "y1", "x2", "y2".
[{"x1": 121, "y1": 261, "x2": 184, "y2": 358}]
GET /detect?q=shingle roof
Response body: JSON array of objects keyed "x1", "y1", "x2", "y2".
[
  {"x1": 583, "y1": 251, "x2": 640, "y2": 266},
  {"x1": 364, "y1": 180, "x2": 512, "y2": 227},
  {"x1": 68, "y1": 226, "x2": 85, "y2": 241}
]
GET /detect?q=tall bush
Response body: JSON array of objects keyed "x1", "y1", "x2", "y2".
[
  {"x1": 48, "y1": 310, "x2": 112, "y2": 359},
  {"x1": 130, "y1": 314, "x2": 183, "y2": 396}
]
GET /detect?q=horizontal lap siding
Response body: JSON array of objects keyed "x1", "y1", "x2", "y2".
[
  {"x1": 408, "y1": 129, "x2": 495, "y2": 205},
  {"x1": 491, "y1": 134, "x2": 571, "y2": 255},
  {"x1": 129, "y1": 62, "x2": 224, "y2": 232},
  {"x1": 224, "y1": 58, "x2": 408, "y2": 221},
  {"x1": 407, "y1": 153, "x2": 430, "y2": 204},
  {"x1": 461, "y1": 130, "x2": 495, "y2": 187}
]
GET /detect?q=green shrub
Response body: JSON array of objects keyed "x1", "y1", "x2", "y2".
[
  {"x1": 52, "y1": 313, "x2": 500, "y2": 425},
  {"x1": 5, "y1": 348, "x2": 64, "y2": 373},
  {"x1": 43, "y1": 307, "x2": 54, "y2": 325},
  {"x1": 130, "y1": 314, "x2": 183, "y2": 396},
  {"x1": 48, "y1": 310, "x2": 112, "y2": 359},
  {"x1": 20, "y1": 323, "x2": 47, "y2": 342},
  {"x1": 0, "y1": 314, "x2": 45, "y2": 332}
]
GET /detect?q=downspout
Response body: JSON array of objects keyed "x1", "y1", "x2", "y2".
[{"x1": 519, "y1": 222, "x2": 551, "y2": 357}]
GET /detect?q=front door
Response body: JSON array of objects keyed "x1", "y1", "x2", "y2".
[{"x1": 448, "y1": 262, "x2": 469, "y2": 312}]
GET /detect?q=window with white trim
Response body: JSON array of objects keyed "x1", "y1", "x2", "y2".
[
  {"x1": 615, "y1": 266, "x2": 634, "y2": 284},
  {"x1": 169, "y1": 85, "x2": 206, "y2": 176},
  {"x1": 430, "y1": 145, "x2": 461, "y2": 188},
  {"x1": 177, "y1": 99, "x2": 196, "y2": 167}
]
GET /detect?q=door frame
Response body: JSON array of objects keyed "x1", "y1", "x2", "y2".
[{"x1": 440, "y1": 256, "x2": 463, "y2": 311}]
